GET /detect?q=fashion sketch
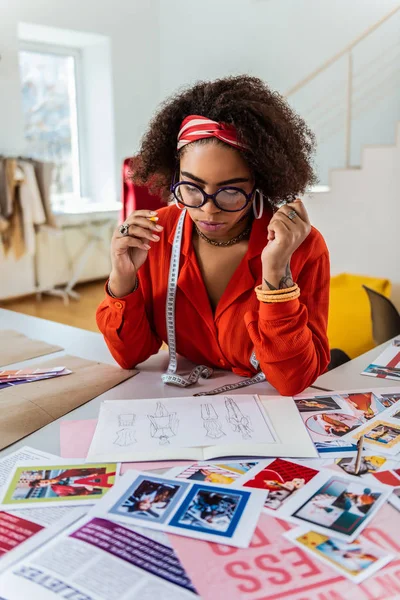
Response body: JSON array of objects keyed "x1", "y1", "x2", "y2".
[
  {"x1": 148, "y1": 402, "x2": 179, "y2": 445},
  {"x1": 201, "y1": 403, "x2": 226, "y2": 439},
  {"x1": 225, "y1": 397, "x2": 253, "y2": 439},
  {"x1": 114, "y1": 428, "x2": 137, "y2": 446},
  {"x1": 114, "y1": 413, "x2": 136, "y2": 446}
]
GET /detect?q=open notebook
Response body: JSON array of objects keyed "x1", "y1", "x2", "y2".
[{"x1": 86, "y1": 394, "x2": 317, "y2": 462}]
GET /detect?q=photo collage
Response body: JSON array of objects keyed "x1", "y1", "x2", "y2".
[
  {"x1": 343, "y1": 394, "x2": 400, "y2": 456},
  {"x1": 293, "y1": 388, "x2": 400, "y2": 454},
  {"x1": 279, "y1": 471, "x2": 391, "y2": 542},
  {"x1": 100, "y1": 469, "x2": 267, "y2": 547}
]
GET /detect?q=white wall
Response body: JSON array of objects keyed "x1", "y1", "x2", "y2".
[
  {"x1": 0, "y1": 0, "x2": 160, "y2": 199},
  {"x1": 159, "y1": 0, "x2": 400, "y2": 184},
  {"x1": 304, "y1": 122, "x2": 400, "y2": 310}
]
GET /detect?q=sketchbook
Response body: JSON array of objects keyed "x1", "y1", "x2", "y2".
[{"x1": 86, "y1": 394, "x2": 318, "y2": 463}]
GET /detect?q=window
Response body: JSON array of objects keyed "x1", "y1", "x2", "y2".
[{"x1": 18, "y1": 43, "x2": 83, "y2": 206}]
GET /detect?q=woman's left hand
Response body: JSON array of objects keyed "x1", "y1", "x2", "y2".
[{"x1": 261, "y1": 198, "x2": 311, "y2": 289}]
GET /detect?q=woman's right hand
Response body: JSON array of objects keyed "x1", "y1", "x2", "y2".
[{"x1": 109, "y1": 210, "x2": 163, "y2": 297}]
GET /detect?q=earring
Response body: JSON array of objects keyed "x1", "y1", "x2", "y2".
[
  {"x1": 174, "y1": 197, "x2": 184, "y2": 210},
  {"x1": 253, "y1": 190, "x2": 264, "y2": 220}
]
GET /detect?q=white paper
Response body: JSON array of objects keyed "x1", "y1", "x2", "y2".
[
  {"x1": 277, "y1": 468, "x2": 391, "y2": 542},
  {"x1": 284, "y1": 527, "x2": 394, "y2": 583},
  {"x1": 87, "y1": 395, "x2": 278, "y2": 463},
  {"x1": 362, "y1": 346, "x2": 400, "y2": 381},
  {"x1": 0, "y1": 507, "x2": 86, "y2": 574},
  {"x1": 89, "y1": 469, "x2": 267, "y2": 548},
  {"x1": 0, "y1": 514, "x2": 197, "y2": 599},
  {"x1": 0, "y1": 458, "x2": 120, "y2": 510}
]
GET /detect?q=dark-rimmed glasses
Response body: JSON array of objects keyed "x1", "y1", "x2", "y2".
[{"x1": 171, "y1": 181, "x2": 256, "y2": 212}]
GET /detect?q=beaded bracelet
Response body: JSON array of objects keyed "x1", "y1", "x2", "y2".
[
  {"x1": 255, "y1": 284, "x2": 300, "y2": 303},
  {"x1": 256, "y1": 284, "x2": 298, "y2": 296}
]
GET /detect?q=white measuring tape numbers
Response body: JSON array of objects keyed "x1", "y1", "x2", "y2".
[{"x1": 161, "y1": 209, "x2": 266, "y2": 395}]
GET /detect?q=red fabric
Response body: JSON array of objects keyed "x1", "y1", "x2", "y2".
[
  {"x1": 177, "y1": 115, "x2": 246, "y2": 151},
  {"x1": 97, "y1": 205, "x2": 330, "y2": 396},
  {"x1": 50, "y1": 485, "x2": 96, "y2": 497},
  {"x1": 120, "y1": 159, "x2": 164, "y2": 224},
  {"x1": 73, "y1": 473, "x2": 115, "y2": 488}
]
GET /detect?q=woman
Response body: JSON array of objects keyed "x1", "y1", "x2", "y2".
[{"x1": 97, "y1": 76, "x2": 330, "y2": 396}]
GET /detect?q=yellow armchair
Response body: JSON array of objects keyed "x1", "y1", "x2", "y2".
[{"x1": 328, "y1": 274, "x2": 392, "y2": 359}]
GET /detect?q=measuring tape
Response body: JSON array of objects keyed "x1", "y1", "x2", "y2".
[{"x1": 161, "y1": 209, "x2": 266, "y2": 396}]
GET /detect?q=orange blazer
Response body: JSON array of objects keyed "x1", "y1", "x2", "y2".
[{"x1": 97, "y1": 205, "x2": 330, "y2": 395}]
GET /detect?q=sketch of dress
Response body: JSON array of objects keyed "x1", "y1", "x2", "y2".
[
  {"x1": 118, "y1": 413, "x2": 136, "y2": 427},
  {"x1": 113, "y1": 413, "x2": 136, "y2": 446},
  {"x1": 201, "y1": 404, "x2": 225, "y2": 439},
  {"x1": 114, "y1": 428, "x2": 137, "y2": 446},
  {"x1": 225, "y1": 397, "x2": 253, "y2": 439},
  {"x1": 148, "y1": 402, "x2": 179, "y2": 445}
]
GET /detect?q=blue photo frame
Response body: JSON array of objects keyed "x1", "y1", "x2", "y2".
[
  {"x1": 169, "y1": 483, "x2": 250, "y2": 538},
  {"x1": 109, "y1": 474, "x2": 190, "y2": 524}
]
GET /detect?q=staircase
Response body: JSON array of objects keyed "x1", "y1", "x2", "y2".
[
  {"x1": 284, "y1": 7, "x2": 400, "y2": 310},
  {"x1": 286, "y1": 5, "x2": 400, "y2": 185}
]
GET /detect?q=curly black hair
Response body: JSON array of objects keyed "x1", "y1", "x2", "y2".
[{"x1": 131, "y1": 75, "x2": 317, "y2": 203}]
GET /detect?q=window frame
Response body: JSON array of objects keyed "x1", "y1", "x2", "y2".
[{"x1": 18, "y1": 40, "x2": 88, "y2": 206}]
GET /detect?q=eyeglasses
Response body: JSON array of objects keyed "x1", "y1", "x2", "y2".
[{"x1": 171, "y1": 181, "x2": 256, "y2": 212}]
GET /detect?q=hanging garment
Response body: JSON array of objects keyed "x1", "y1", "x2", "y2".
[{"x1": 18, "y1": 160, "x2": 46, "y2": 256}]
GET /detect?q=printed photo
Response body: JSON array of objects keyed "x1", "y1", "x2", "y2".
[
  {"x1": 176, "y1": 464, "x2": 240, "y2": 485},
  {"x1": 314, "y1": 440, "x2": 358, "y2": 454},
  {"x1": 293, "y1": 477, "x2": 383, "y2": 537},
  {"x1": 378, "y1": 393, "x2": 400, "y2": 408},
  {"x1": 335, "y1": 456, "x2": 386, "y2": 477},
  {"x1": 364, "y1": 364, "x2": 400, "y2": 380},
  {"x1": 305, "y1": 413, "x2": 362, "y2": 438},
  {"x1": 291, "y1": 530, "x2": 392, "y2": 582},
  {"x1": 341, "y1": 392, "x2": 384, "y2": 421},
  {"x1": 243, "y1": 458, "x2": 318, "y2": 510},
  {"x1": 3, "y1": 464, "x2": 117, "y2": 505},
  {"x1": 356, "y1": 421, "x2": 400, "y2": 448},
  {"x1": 109, "y1": 475, "x2": 190, "y2": 524},
  {"x1": 390, "y1": 409, "x2": 400, "y2": 420},
  {"x1": 294, "y1": 396, "x2": 342, "y2": 413},
  {"x1": 169, "y1": 484, "x2": 249, "y2": 538},
  {"x1": 216, "y1": 462, "x2": 259, "y2": 475}
]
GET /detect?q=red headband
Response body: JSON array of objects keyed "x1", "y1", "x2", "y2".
[{"x1": 177, "y1": 115, "x2": 246, "y2": 150}]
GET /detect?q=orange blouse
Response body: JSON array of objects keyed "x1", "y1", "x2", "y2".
[{"x1": 96, "y1": 205, "x2": 330, "y2": 395}]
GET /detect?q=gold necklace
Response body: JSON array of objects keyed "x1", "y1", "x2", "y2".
[{"x1": 195, "y1": 224, "x2": 252, "y2": 247}]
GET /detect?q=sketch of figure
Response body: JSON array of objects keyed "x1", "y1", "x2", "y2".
[
  {"x1": 225, "y1": 397, "x2": 253, "y2": 439},
  {"x1": 118, "y1": 413, "x2": 136, "y2": 427},
  {"x1": 114, "y1": 428, "x2": 137, "y2": 446},
  {"x1": 201, "y1": 403, "x2": 225, "y2": 439},
  {"x1": 148, "y1": 402, "x2": 179, "y2": 445}
]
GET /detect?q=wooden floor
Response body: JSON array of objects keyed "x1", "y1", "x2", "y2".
[{"x1": 0, "y1": 281, "x2": 106, "y2": 332}]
